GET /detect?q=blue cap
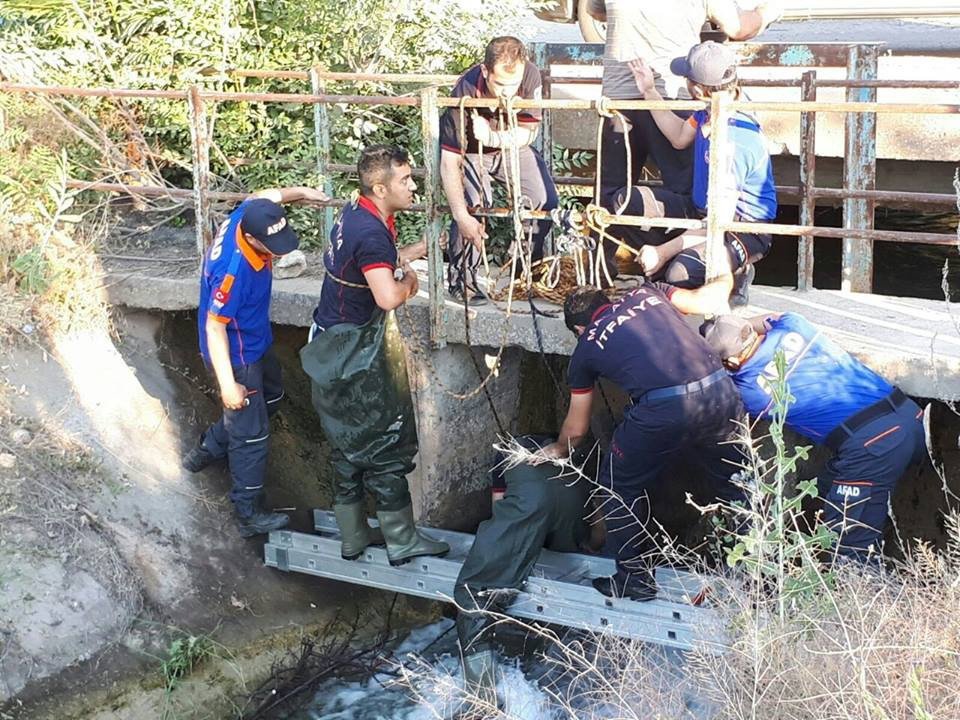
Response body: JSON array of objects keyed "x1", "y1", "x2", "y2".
[
  {"x1": 240, "y1": 198, "x2": 300, "y2": 256},
  {"x1": 670, "y1": 41, "x2": 738, "y2": 88}
]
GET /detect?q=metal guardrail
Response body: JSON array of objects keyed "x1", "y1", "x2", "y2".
[{"x1": 3, "y1": 42, "x2": 958, "y2": 345}]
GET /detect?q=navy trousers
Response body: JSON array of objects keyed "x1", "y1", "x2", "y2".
[
  {"x1": 600, "y1": 378, "x2": 744, "y2": 580},
  {"x1": 200, "y1": 348, "x2": 283, "y2": 517},
  {"x1": 819, "y1": 395, "x2": 926, "y2": 560}
]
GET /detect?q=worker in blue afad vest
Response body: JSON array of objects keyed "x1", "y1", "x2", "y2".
[
  {"x1": 702, "y1": 312, "x2": 927, "y2": 560},
  {"x1": 182, "y1": 186, "x2": 328, "y2": 538}
]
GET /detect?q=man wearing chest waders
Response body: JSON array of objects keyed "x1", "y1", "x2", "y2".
[{"x1": 301, "y1": 145, "x2": 449, "y2": 565}]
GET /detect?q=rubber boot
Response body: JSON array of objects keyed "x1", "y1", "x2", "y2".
[
  {"x1": 461, "y1": 649, "x2": 500, "y2": 711},
  {"x1": 333, "y1": 502, "x2": 385, "y2": 561},
  {"x1": 375, "y1": 504, "x2": 449, "y2": 566}
]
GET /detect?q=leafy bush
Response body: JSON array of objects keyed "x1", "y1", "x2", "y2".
[{"x1": 0, "y1": 0, "x2": 533, "y2": 247}]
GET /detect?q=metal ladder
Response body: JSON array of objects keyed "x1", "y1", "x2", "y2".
[{"x1": 264, "y1": 510, "x2": 727, "y2": 653}]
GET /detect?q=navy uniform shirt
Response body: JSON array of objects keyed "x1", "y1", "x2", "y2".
[
  {"x1": 731, "y1": 313, "x2": 893, "y2": 442},
  {"x1": 439, "y1": 62, "x2": 542, "y2": 155},
  {"x1": 312, "y1": 196, "x2": 398, "y2": 330},
  {"x1": 198, "y1": 199, "x2": 275, "y2": 367},
  {"x1": 567, "y1": 284, "x2": 724, "y2": 401}
]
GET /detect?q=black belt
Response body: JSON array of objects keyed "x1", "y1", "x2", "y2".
[
  {"x1": 824, "y1": 388, "x2": 907, "y2": 451},
  {"x1": 640, "y1": 369, "x2": 728, "y2": 403}
]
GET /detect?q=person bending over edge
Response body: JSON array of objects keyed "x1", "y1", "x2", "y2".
[
  {"x1": 301, "y1": 145, "x2": 448, "y2": 566},
  {"x1": 183, "y1": 185, "x2": 328, "y2": 538},
  {"x1": 541, "y1": 284, "x2": 745, "y2": 602},
  {"x1": 701, "y1": 310, "x2": 927, "y2": 561},
  {"x1": 612, "y1": 41, "x2": 778, "y2": 306}
]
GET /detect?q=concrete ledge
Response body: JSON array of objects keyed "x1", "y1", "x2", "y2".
[{"x1": 103, "y1": 266, "x2": 960, "y2": 400}]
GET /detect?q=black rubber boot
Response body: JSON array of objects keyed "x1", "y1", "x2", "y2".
[
  {"x1": 236, "y1": 508, "x2": 289, "y2": 538},
  {"x1": 376, "y1": 504, "x2": 449, "y2": 566},
  {"x1": 333, "y1": 502, "x2": 385, "y2": 560},
  {"x1": 181, "y1": 434, "x2": 218, "y2": 473},
  {"x1": 461, "y1": 649, "x2": 501, "y2": 712},
  {"x1": 592, "y1": 570, "x2": 658, "y2": 602}
]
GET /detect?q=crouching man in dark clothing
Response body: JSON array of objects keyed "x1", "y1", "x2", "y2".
[{"x1": 454, "y1": 436, "x2": 602, "y2": 707}]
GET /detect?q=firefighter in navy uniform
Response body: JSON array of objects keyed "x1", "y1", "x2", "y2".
[
  {"x1": 182, "y1": 186, "x2": 328, "y2": 538},
  {"x1": 300, "y1": 145, "x2": 448, "y2": 566},
  {"x1": 702, "y1": 312, "x2": 927, "y2": 561},
  {"x1": 542, "y1": 284, "x2": 745, "y2": 601}
]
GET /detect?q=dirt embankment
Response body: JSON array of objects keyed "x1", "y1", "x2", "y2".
[{"x1": 0, "y1": 309, "x2": 430, "y2": 719}]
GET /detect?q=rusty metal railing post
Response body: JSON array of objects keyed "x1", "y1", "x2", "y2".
[
  {"x1": 704, "y1": 90, "x2": 732, "y2": 284},
  {"x1": 798, "y1": 70, "x2": 818, "y2": 290},
  {"x1": 531, "y1": 42, "x2": 555, "y2": 256},
  {"x1": 187, "y1": 85, "x2": 212, "y2": 257},
  {"x1": 419, "y1": 86, "x2": 446, "y2": 347},
  {"x1": 841, "y1": 43, "x2": 880, "y2": 293},
  {"x1": 531, "y1": 43, "x2": 554, "y2": 173},
  {"x1": 310, "y1": 65, "x2": 334, "y2": 247}
]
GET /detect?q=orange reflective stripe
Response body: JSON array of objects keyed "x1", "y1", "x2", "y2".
[
  {"x1": 207, "y1": 311, "x2": 231, "y2": 324},
  {"x1": 220, "y1": 274, "x2": 235, "y2": 293},
  {"x1": 863, "y1": 425, "x2": 901, "y2": 447}
]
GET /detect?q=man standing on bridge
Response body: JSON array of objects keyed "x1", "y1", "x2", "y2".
[
  {"x1": 440, "y1": 35, "x2": 558, "y2": 305},
  {"x1": 542, "y1": 284, "x2": 745, "y2": 600},
  {"x1": 182, "y1": 185, "x2": 328, "y2": 538},
  {"x1": 700, "y1": 308, "x2": 927, "y2": 561},
  {"x1": 301, "y1": 145, "x2": 448, "y2": 567}
]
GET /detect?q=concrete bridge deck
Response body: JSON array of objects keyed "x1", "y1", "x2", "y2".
[{"x1": 104, "y1": 258, "x2": 960, "y2": 401}]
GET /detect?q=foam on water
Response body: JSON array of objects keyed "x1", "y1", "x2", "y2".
[{"x1": 304, "y1": 619, "x2": 557, "y2": 720}]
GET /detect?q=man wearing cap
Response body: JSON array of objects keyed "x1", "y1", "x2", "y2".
[
  {"x1": 586, "y1": 0, "x2": 781, "y2": 277},
  {"x1": 701, "y1": 310, "x2": 927, "y2": 561},
  {"x1": 182, "y1": 185, "x2": 328, "y2": 538},
  {"x1": 440, "y1": 35, "x2": 558, "y2": 305},
  {"x1": 301, "y1": 145, "x2": 449, "y2": 567},
  {"x1": 541, "y1": 284, "x2": 745, "y2": 601},
  {"x1": 613, "y1": 41, "x2": 777, "y2": 306}
]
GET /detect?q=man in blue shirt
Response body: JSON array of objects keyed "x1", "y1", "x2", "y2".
[
  {"x1": 540, "y1": 284, "x2": 745, "y2": 601},
  {"x1": 440, "y1": 36, "x2": 558, "y2": 304},
  {"x1": 702, "y1": 312, "x2": 927, "y2": 561},
  {"x1": 605, "y1": 41, "x2": 778, "y2": 306},
  {"x1": 301, "y1": 145, "x2": 448, "y2": 566},
  {"x1": 183, "y1": 185, "x2": 327, "y2": 538}
]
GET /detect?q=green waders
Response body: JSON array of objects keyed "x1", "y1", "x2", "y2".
[
  {"x1": 454, "y1": 460, "x2": 591, "y2": 655},
  {"x1": 301, "y1": 310, "x2": 448, "y2": 565},
  {"x1": 300, "y1": 310, "x2": 417, "y2": 511}
]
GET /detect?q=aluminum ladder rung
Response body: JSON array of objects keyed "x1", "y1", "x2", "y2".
[
  {"x1": 266, "y1": 523, "x2": 727, "y2": 653},
  {"x1": 313, "y1": 510, "x2": 712, "y2": 606}
]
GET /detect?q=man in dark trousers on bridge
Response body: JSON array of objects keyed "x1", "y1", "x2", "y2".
[
  {"x1": 700, "y1": 309, "x2": 927, "y2": 561},
  {"x1": 182, "y1": 185, "x2": 327, "y2": 538},
  {"x1": 300, "y1": 144, "x2": 448, "y2": 567},
  {"x1": 541, "y1": 283, "x2": 745, "y2": 601},
  {"x1": 440, "y1": 35, "x2": 558, "y2": 305}
]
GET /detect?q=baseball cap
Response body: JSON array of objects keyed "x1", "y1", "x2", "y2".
[
  {"x1": 670, "y1": 41, "x2": 738, "y2": 88},
  {"x1": 240, "y1": 198, "x2": 300, "y2": 256},
  {"x1": 701, "y1": 315, "x2": 757, "y2": 363}
]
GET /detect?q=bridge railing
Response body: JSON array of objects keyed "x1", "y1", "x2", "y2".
[{"x1": 2, "y1": 41, "x2": 958, "y2": 346}]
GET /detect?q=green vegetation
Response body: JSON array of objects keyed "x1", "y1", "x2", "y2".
[{"x1": 0, "y1": 0, "x2": 532, "y2": 250}]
